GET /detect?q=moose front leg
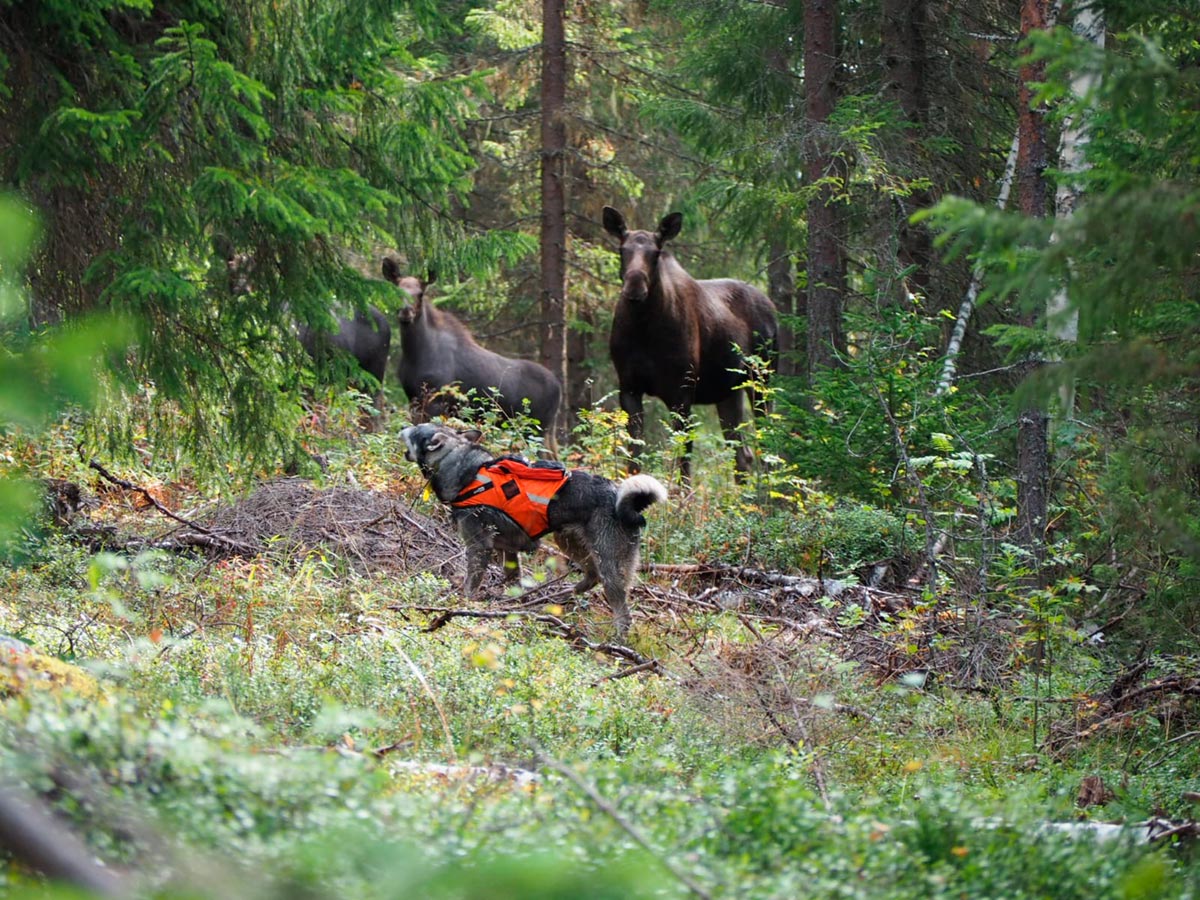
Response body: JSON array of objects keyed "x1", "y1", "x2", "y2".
[
  {"x1": 618, "y1": 389, "x2": 645, "y2": 473},
  {"x1": 668, "y1": 400, "x2": 696, "y2": 482}
]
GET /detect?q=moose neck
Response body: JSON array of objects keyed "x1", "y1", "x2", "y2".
[
  {"x1": 399, "y1": 310, "x2": 436, "y2": 361},
  {"x1": 632, "y1": 251, "x2": 687, "y2": 315}
]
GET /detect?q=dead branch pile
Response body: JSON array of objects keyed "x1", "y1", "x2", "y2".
[
  {"x1": 160, "y1": 478, "x2": 463, "y2": 579},
  {"x1": 1044, "y1": 660, "x2": 1200, "y2": 756}
]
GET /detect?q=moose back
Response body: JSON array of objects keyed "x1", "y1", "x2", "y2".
[{"x1": 382, "y1": 258, "x2": 562, "y2": 451}]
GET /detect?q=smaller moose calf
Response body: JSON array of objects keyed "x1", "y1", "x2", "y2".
[{"x1": 383, "y1": 259, "x2": 562, "y2": 453}]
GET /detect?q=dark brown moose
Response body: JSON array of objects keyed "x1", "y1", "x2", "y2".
[
  {"x1": 214, "y1": 237, "x2": 391, "y2": 430},
  {"x1": 602, "y1": 207, "x2": 778, "y2": 478},
  {"x1": 382, "y1": 258, "x2": 562, "y2": 453}
]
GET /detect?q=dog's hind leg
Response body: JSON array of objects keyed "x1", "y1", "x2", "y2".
[
  {"x1": 596, "y1": 531, "x2": 640, "y2": 638},
  {"x1": 500, "y1": 551, "x2": 522, "y2": 583},
  {"x1": 555, "y1": 527, "x2": 600, "y2": 595}
]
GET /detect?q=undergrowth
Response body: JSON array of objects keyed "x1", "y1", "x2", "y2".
[{"x1": 1, "y1": 401, "x2": 1198, "y2": 899}]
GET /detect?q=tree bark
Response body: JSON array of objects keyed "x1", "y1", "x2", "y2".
[
  {"x1": 1047, "y1": 2, "x2": 1105, "y2": 420},
  {"x1": 767, "y1": 241, "x2": 800, "y2": 377},
  {"x1": 539, "y1": 0, "x2": 568, "y2": 414},
  {"x1": 882, "y1": 0, "x2": 932, "y2": 298},
  {"x1": 936, "y1": 127, "x2": 1021, "y2": 396},
  {"x1": 1015, "y1": 0, "x2": 1051, "y2": 564},
  {"x1": 804, "y1": 0, "x2": 847, "y2": 380}
]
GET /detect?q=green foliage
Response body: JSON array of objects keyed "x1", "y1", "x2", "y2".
[
  {"x1": 2, "y1": 0, "x2": 534, "y2": 474},
  {"x1": 0, "y1": 195, "x2": 129, "y2": 558},
  {"x1": 924, "y1": 15, "x2": 1200, "y2": 641}
]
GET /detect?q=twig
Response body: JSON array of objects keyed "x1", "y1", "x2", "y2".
[
  {"x1": 395, "y1": 605, "x2": 664, "y2": 671},
  {"x1": 0, "y1": 785, "x2": 129, "y2": 897},
  {"x1": 535, "y1": 751, "x2": 716, "y2": 900},
  {"x1": 591, "y1": 660, "x2": 660, "y2": 685},
  {"x1": 87, "y1": 459, "x2": 258, "y2": 555},
  {"x1": 88, "y1": 459, "x2": 202, "y2": 532}
]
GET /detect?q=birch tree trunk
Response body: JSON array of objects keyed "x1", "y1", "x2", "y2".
[
  {"x1": 936, "y1": 128, "x2": 1020, "y2": 396},
  {"x1": 539, "y1": 0, "x2": 567, "y2": 417},
  {"x1": 1047, "y1": 2, "x2": 1105, "y2": 419}
]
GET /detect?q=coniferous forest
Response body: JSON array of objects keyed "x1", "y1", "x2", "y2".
[{"x1": 3, "y1": 1, "x2": 1200, "y2": 896}]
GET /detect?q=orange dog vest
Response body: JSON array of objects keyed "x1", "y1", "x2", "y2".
[{"x1": 450, "y1": 459, "x2": 570, "y2": 539}]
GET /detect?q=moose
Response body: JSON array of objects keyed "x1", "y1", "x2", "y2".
[
  {"x1": 382, "y1": 257, "x2": 562, "y2": 452},
  {"x1": 603, "y1": 206, "x2": 778, "y2": 479},
  {"x1": 294, "y1": 309, "x2": 391, "y2": 424},
  {"x1": 214, "y1": 237, "x2": 392, "y2": 429}
]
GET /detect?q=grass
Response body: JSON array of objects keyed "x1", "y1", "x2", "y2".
[{"x1": 1, "y1": 408, "x2": 1198, "y2": 898}]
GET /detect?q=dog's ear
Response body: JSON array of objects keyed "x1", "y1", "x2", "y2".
[
  {"x1": 426, "y1": 431, "x2": 447, "y2": 453},
  {"x1": 461, "y1": 429, "x2": 484, "y2": 444}
]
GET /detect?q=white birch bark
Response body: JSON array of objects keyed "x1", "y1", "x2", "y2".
[
  {"x1": 935, "y1": 128, "x2": 1020, "y2": 396},
  {"x1": 1047, "y1": 2, "x2": 1105, "y2": 417}
]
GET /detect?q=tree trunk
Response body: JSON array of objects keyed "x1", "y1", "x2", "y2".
[
  {"x1": 1047, "y1": 2, "x2": 1105, "y2": 420},
  {"x1": 804, "y1": 0, "x2": 847, "y2": 380},
  {"x1": 1015, "y1": 0, "x2": 1051, "y2": 565},
  {"x1": 882, "y1": 0, "x2": 932, "y2": 298},
  {"x1": 566, "y1": 304, "x2": 595, "y2": 423},
  {"x1": 767, "y1": 241, "x2": 800, "y2": 377},
  {"x1": 936, "y1": 127, "x2": 1020, "y2": 396},
  {"x1": 539, "y1": 0, "x2": 567, "y2": 414}
]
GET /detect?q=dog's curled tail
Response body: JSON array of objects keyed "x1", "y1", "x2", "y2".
[{"x1": 615, "y1": 474, "x2": 668, "y2": 529}]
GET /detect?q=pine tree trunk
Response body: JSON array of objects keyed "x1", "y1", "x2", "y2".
[
  {"x1": 882, "y1": 0, "x2": 932, "y2": 298},
  {"x1": 1015, "y1": 0, "x2": 1051, "y2": 565},
  {"x1": 804, "y1": 0, "x2": 847, "y2": 380},
  {"x1": 539, "y1": 0, "x2": 567, "y2": 414},
  {"x1": 768, "y1": 241, "x2": 799, "y2": 377}
]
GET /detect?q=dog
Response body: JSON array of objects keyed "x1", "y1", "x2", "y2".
[{"x1": 401, "y1": 423, "x2": 667, "y2": 636}]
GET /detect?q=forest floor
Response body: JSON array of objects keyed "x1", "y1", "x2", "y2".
[{"x1": 3, "y1": 437, "x2": 1200, "y2": 898}]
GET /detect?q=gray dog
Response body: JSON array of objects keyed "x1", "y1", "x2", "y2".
[{"x1": 401, "y1": 423, "x2": 667, "y2": 636}]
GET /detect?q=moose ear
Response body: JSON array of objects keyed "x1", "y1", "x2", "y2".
[
  {"x1": 602, "y1": 206, "x2": 627, "y2": 240},
  {"x1": 657, "y1": 212, "x2": 683, "y2": 244},
  {"x1": 460, "y1": 428, "x2": 484, "y2": 444},
  {"x1": 381, "y1": 256, "x2": 401, "y2": 283}
]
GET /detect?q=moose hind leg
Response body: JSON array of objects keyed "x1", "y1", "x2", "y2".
[{"x1": 716, "y1": 392, "x2": 753, "y2": 476}]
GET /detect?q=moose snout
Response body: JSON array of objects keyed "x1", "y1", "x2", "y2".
[{"x1": 621, "y1": 273, "x2": 650, "y2": 304}]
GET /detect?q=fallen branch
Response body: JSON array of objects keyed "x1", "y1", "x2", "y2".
[
  {"x1": 87, "y1": 459, "x2": 258, "y2": 556},
  {"x1": 88, "y1": 459, "x2": 200, "y2": 531},
  {"x1": 0, "y1": 784, "x2": 129, "y2": 897},
  {"x1": 651, "y1": 562, "x2": 827, "y2": 595},
  {"x1": 394, "y1": 605, "x2": 663, "y2": 672},
  {"x1": 535, "y1": 751, "x2": 716, "y2": 900},
  {"x1": 591, "y1": 660, "x2": 660, "y2": 685}
]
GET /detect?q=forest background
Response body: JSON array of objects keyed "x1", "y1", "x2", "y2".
[{"x1": 2, "y1": 0, "x2": 1200, "y2": 897}]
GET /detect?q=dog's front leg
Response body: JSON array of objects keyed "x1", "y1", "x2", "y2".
[
  {"x1": 500, "y1": 551, "x2": 522, "y2": 583},
  {"x1": 459, "y1": 518, "x2": 494, "y2": 597}
]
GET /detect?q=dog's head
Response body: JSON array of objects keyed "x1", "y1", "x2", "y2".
[{"x1": 401, "y1": 423, "x2": 483, "y2": 473}]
